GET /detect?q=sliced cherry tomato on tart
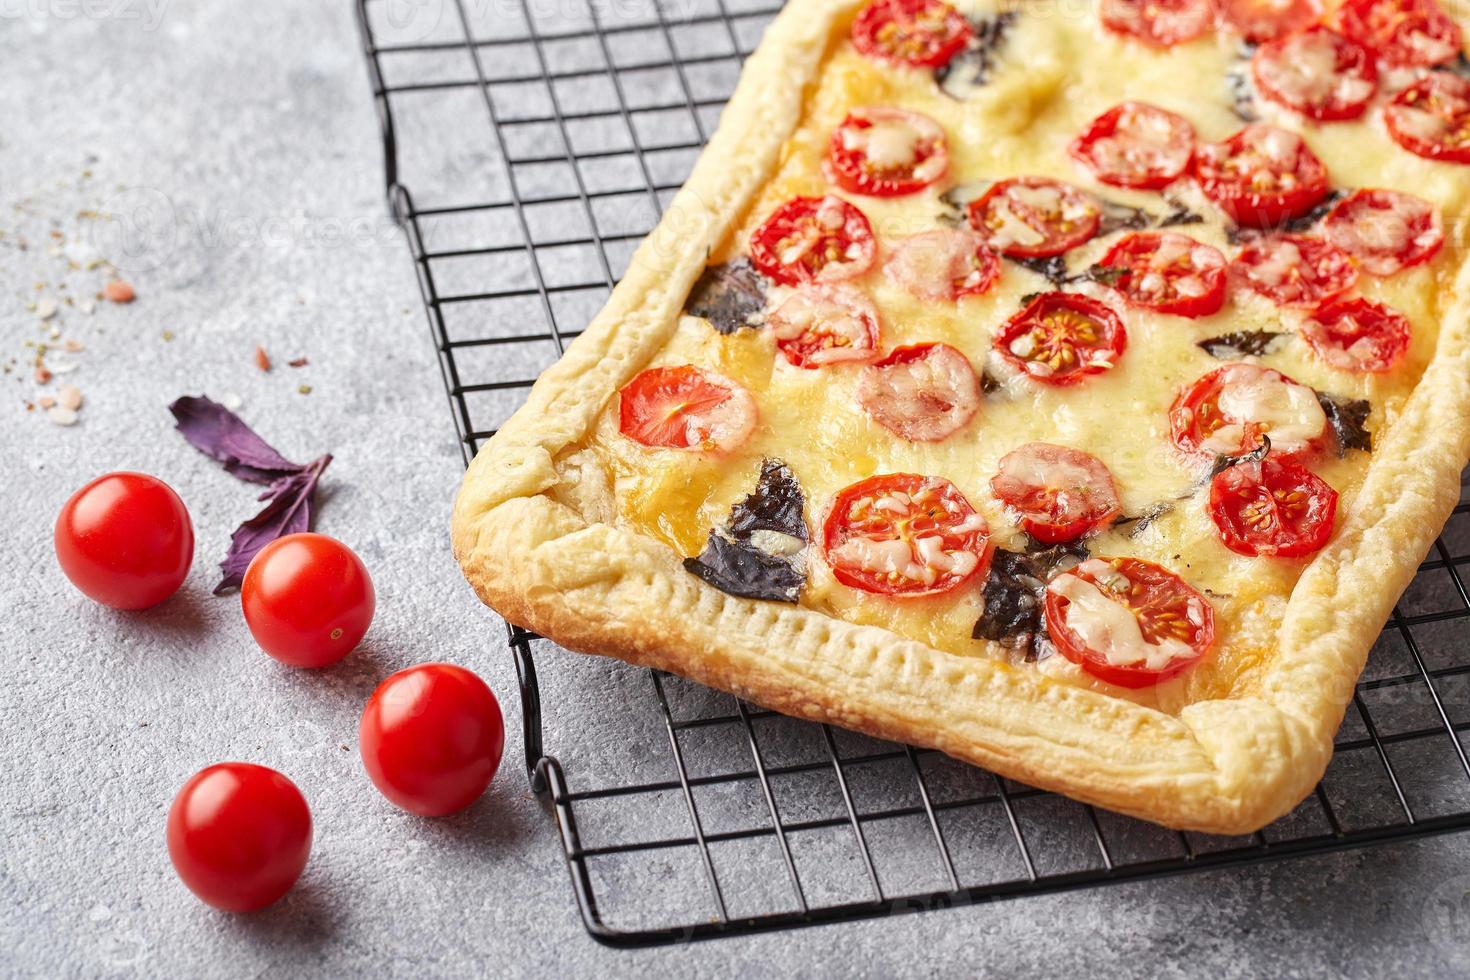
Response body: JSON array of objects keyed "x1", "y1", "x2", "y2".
[
  {"x1": 966, "y1": 177, "x2": 1101, "y2": 259},
  {"x1": 1323, "y1": 188, "x2": 1445, "y2": 275},
  {"x1": 850, "y1": 0, "x2": 973, "y2": 68},
  {"x1": 748, "y1": 195, "x2": 877, "y2": 286},
  {"x1": 884, "y1": 228, "x2": 1002, "y2": 301},
  {"x1": 1100, "y1": 0, "x2": 1215, "y2": 47},
  {"x1": 1192, "y1": 125, "x2": 1331, "y2": 229},
  {"x1": 990, "y1": 443, "x2": 1122, "y2": 544},
  {"x1": 1043, "y1": 557, "x2": 1215, "y2": 688},
  {"x1": 823, "y1": 473, "x2": 992, "y2": 597},
  {"x1": 768, "y1": 284, "x2": 881, "y2": 369},
  {"x1": 1251, "y1": 26, "x2": 1378, "y2": 122},
  {"x1": 618, "y1": 365, "x2": 758, "y2": 452},
  {"x1": 1221, "y1": 0, "x2": 1323, "y2": 43},
  {"x1": 857, "y1": 343, "x2": 982, "y2": 442},
  {"x1": 1208, "y1": 455, "x2": 1339, "y2": 557},
  {"x1": 1338, "y1": 0, "x2": 1463, "y2": 68},
  {"x1": 1301, "y1": 296, "x2": 1411, "y2": 373},
  {"x1": 1384, "y1": 72, "x2": 1470, "y2": 165},
  {"x1": 1170, "y1": 363, "x2": 1329, "y2": 458},
  {"x1": 1094, "y1": 231, "x2": 1227, "y2": 318},
  {"x1": 828, "y1": 107, "x2": 948, "y2": 197},
  {"x1": 1229, "y1": 234, "x2": 1358, "y2": 308},
  {"x1": 995, "y1": 292, "x2": 1127, "y2": 386},
  {"x1": 1068, "y1": 102, "x2": 1197, "y2": 191}
]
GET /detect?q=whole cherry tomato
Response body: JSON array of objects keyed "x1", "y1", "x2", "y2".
[
  {"x1": 241, "y1": 533, "x2": 375, "y2": 668},
  {"x1": 166, "y1": 763, "x2": 312, "y2": 912},
  {"x1": 359, "y1": 663, "x2": 505, "y2": 817},
  {"x1": 55, "y1": 471, "x2": 193, "y2": 610}
]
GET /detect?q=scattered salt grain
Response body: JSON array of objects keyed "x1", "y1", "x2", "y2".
[
  {"x1": 48, "y1": 358, "x2": 78, "y2": 374},
  {"x1": 47, "y1": 406, "x2": 78, "y2": 426},
  {"x1": 35, "y1": 297, "x2": 58, "y2": 320},
  {"x1": 220, "y1": 392, "x2": 243, "y2": 411},
  {"x1": 37, "y1": 395, "x2": 56, "y2": 409},
  {"x1": 57, "y1": 385, "x2": 82, "y2": 411}
]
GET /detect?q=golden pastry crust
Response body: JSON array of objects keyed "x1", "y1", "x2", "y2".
[{"x1": 452, "y1": 0, "x2": 1470, "y2": 833}]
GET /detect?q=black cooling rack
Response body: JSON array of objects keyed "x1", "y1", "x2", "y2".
[{"x1": 354, "y1": 0, "x2": 1470, "y2": 946}]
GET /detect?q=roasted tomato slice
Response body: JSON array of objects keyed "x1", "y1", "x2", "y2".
[
  {"x1": 995, "y1": 292, "x2": 1127, "y2": 386},
  {"x1": 1043, "y1": 557, "x2": 1215, "y2": 688},
  {"x1": 768, "y1": 284, "x2": 881, "y2": 369},
  {"x1": 1192, "y1": 125, "x2": 1331, "y2": 229},
  {"x1": 1094, "y1": 232, "x2": 1227, "y2": 318},
  {"x1": 822, "y1": 473, "x2": 992, "y2": 597},
  {"x1": 618, "y1": 365, "x2": 758, "y2": 453},
  {"x1": 857, "y1": 343, "x2": 982, "y2": 442},
  {"x1": 1301, "y1": 296, "x2": 1411, "y2": 373},
  {"x1": 828, "y1": 107, "x2": 949, "y2": 197},
  {"x1": 884, "y1": 228, "x2": 1002, "y2": 301},
  {"x1": 1385, "y1": 72, "x2": 1470, "y2": 165},
  {"x1": 1323, "y1": 189, "x2": 1445, "y2": 275},
  {"x1": 1100, "y1": 0, "x2": 1215, "y2": 46},
  {"x1": 1209, "y1": 455, "x2": 1339, "y2": 557},
  {"x1": 990, "y1": 443, "x2": 1122, "y2": 544},
  {"x1": 1252, "y1": 26, "x2": 1378, "y2": 121},
  {"x1": 1068, "y1": 102, "x2": 1197, "y2": 191},
  {"x1": 748, "y1": 195, "x2": 877, "y2": 286},
  {"x1": 967, "y1": 178, "x2": 1101, "y2": 259},
  {"x1": 850, "y1": 0, "x2": 973, "y2": 68},
  {"x1": 1229, "y1": 234, "x2": 1358, "y2": 308},
  {"x1": 1221, "y1": 0, "x2": 1323, "y2": 42},
  {"x1": 1170, "y1": 363, "x2": 1329, "y2": 458},
  {"x1": 1338, "y1": 0, "x2": 1463, "y2": 68}
]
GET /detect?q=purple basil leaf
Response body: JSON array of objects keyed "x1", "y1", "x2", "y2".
[
  {"x1": 213, "y1": 454, "x2": 332, "y2": 594},
  {"x1": 170, "y1": 395, "x2": 304, "y2": 484}
]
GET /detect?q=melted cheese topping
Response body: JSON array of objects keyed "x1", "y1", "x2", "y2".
[{"x1": 587, "y1": 0, "x2": 1470, "y2": 711}]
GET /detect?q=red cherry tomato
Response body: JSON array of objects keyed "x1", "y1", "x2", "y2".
[
  {"x1": 617, "y1": 365, "x2": 758, "y2": 451},
  {"x1": 1323, "y1": 188, "x2": 1444, "y2": 275},
  {"x1": 850, "y1": 0, "x2": 974, "y2": 68},
  {"x1": 1221, "y1": 0, "x2": 1323, "y2": 42},
  {"x1": 1385, "y1": 72, "x2": 1470, "y2": 166},
  {"x1": 967, "y1": 177, "x2": 1101, "y2": 259},
  {"x1": 1170, "y1": 363, "x2": 1328, "y2": 458},
  {"x1": 1229, "y1": 234, "x2": 1358, "y2": 308},
  {"x1": 1301, "y1": 296, "x2": 1412, "y2": 373},
  {"x1": 1338, "y1": 0, "x2": 1463, "y2": 67},
  {"x1": 857, "y1": 342, "x2": 981, "y2": 441},
  {"x1": 1209, "y1": 455, "x2": 1339, "y2": 557},
  {"x1": 828, "y1": 107, "x2": 949, "y2": 197},
  {"x1": 748, "y1": 195, "x2": 877, "y2": 286},
  {"x1": 1100, "y1": 0, "x2": 1215, "y2": 46},
  {"x1": 1095, "y1": 231, "x2": 1227, "y2": 318},
  {"x1": 1192, "y1": 125, "x2": 1330, "y2": 228},
  {"x1": 768, "y1": 284, "x2": 881, "y2": 369},
  {"x1": 994, "y1": 292, "x2": 1127, "y2": 386},
  {"x1": 1252, "y1": 26, "x2": 1378, "y2": 121},
  {"x1": 990, "y1": 443, "x2": 1122, "y2": 543},
  {"x1": 1044, "y1": 557, "x2": 1215, "y2": 688},
  {"x1": 166, "y1": 763, "x2": 311, "y2": 912},
  {"x1": 54, "y1": 471, "x2": 193, "y2": 610},
  {"x1": 822, "y1": 473, "x2": 991, "y2": 597},
  {"x1": 241, "y1": 533, "x2": 375, "y2": 669},
  {"x1": 884, "y1": 228, "x2": 1001, "y2": 301},
  {"x1": 359, "y1": 663, "x2": 505, "y2": 817},
  {"x1": 1068, "y1": 102, "x2": 1197, "y2": 190}
]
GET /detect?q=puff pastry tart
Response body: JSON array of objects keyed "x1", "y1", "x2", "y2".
[{"x1": 453, "y1": 0, "x2": 1470, "y2": 833}]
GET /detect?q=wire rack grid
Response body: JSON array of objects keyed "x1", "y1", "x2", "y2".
[{"x1": 353, "y1": 0, "x2": 1470, "y2": 947}]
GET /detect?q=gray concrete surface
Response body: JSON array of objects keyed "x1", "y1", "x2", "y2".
[{"x1": 3, "y1": 0, "x2": 1470, "y2": 976}]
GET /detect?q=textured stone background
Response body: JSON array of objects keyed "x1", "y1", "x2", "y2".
[{"x1": 4, "y1": 0, "x2": 1470, "y2": 976}]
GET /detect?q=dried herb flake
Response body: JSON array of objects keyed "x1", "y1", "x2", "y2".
[
  {"x1": 684, "y1": 459, "x2": 808, "y2": 604},
  {"x1": 685, "y1": 258, "x2": 768, "y2": 335}
]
